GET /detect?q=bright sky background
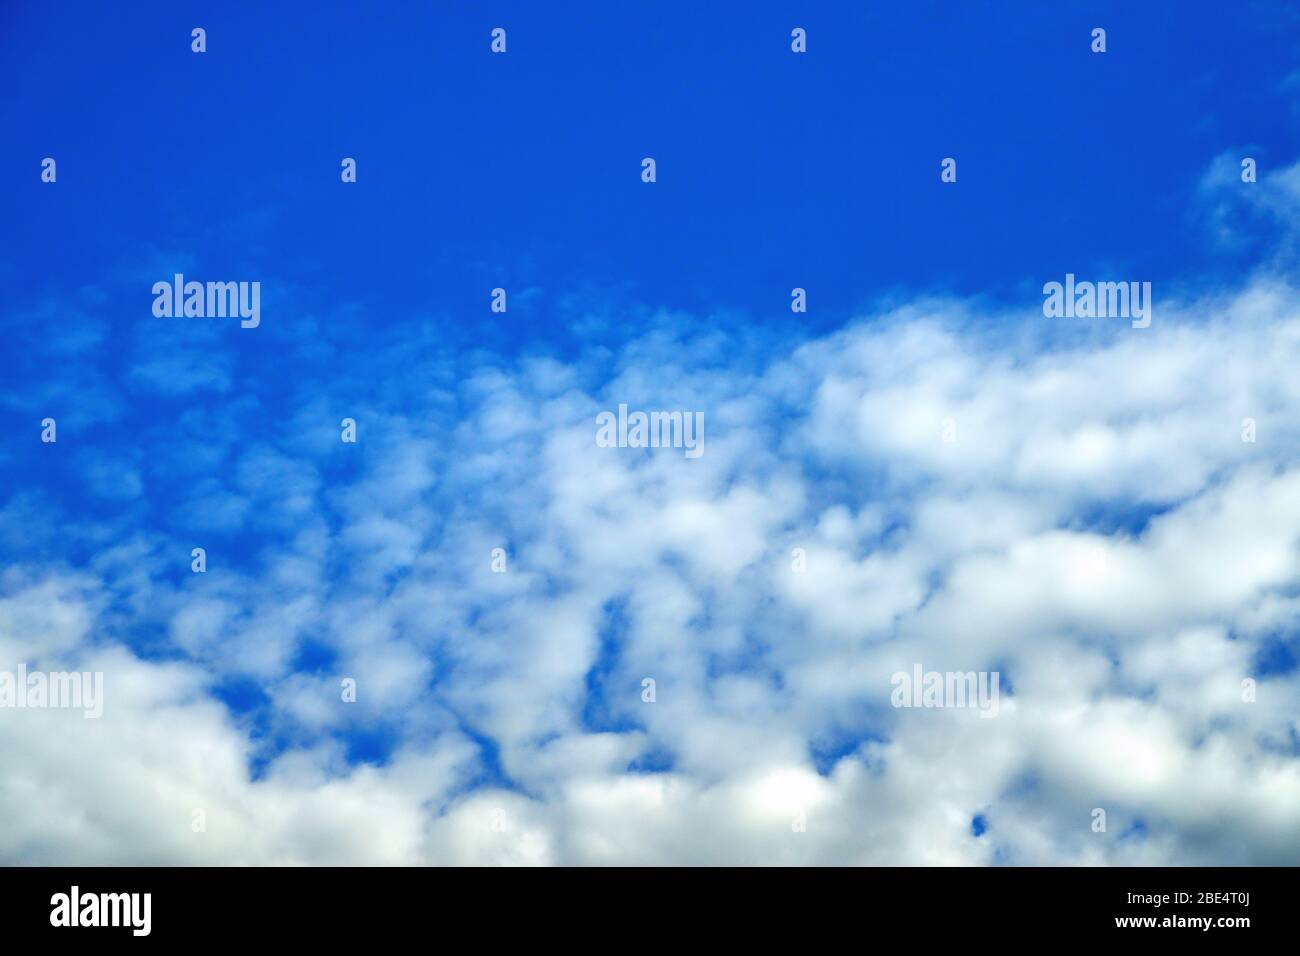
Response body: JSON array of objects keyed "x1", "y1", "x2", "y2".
[{"x1": 2, "y1": 1, "x2": 1300, "y2": 864}]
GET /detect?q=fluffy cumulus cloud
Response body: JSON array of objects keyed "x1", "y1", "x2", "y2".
[{"x1": 4, "y1": 177, "x2": 1300, "y2": 865}]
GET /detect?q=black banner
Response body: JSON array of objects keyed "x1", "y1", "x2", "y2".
[{"x1": 0, "y1": 867, "x2": 1281, "y2": 943}]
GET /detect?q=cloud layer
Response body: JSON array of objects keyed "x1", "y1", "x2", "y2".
[{"x1": 3, "y1": 255, "x2": 1299, "y2": 864}]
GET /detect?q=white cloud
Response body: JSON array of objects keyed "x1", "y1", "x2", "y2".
[{"x1": 2, "y1": 268, "x2": 1299, "y2": 865}]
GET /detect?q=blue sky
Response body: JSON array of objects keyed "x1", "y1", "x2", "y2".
[
  {"x1": 6, "y1": 1, "x2": 1298, "y2": 337},
  {"x1": 2, "y1": 1, "x2": 1300, "y2": 864}
]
